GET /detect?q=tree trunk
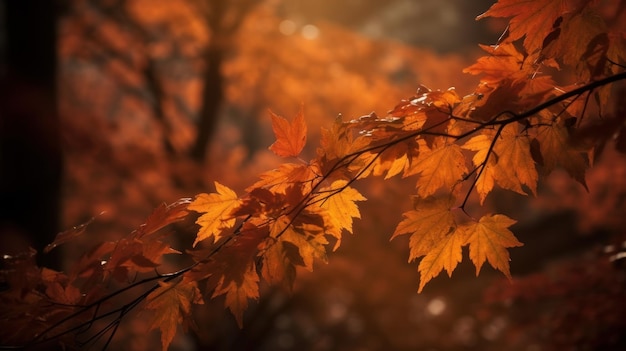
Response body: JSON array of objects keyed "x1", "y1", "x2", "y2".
[
  {"x1": 0, "y1": 0, "x2": 63, "y2": 269},
  {"x1": 190, "y1": 45, "x2": 224, "y2": 162}
]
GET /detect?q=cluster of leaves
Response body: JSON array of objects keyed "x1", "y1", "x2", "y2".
[{"x1": 2, "y1": 0, "x2": 626, "y2": 349}]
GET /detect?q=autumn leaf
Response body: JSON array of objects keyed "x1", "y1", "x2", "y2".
[
  {"x1": 259, "y1": 239, "x2": 296, "y2": 289},
  {"x1": 417, "y1": 228, "x2": 465, "y2": 292},
  {"x1": 462, "y1": 124, "x2": 537, "y2": 203},
  {"x1": 247, "y1": 162, "x2": 318, "y2": 194},
  {"x1": 135, "y1": 198, "x2": 191, "y2": 238},
  {"x1": 189, "y1": 181, "x2": 242, "y2": 246},
  {"x1": 405, "y1": 137, "x2": 467, "y2": 197},
  {"x1": 392, "y1": 195, "x2": 457, "y2": 262},
  {"x1": 213, "y1": 262, "x2": 259, "y2": 328},
  {"x1": 314, "y1": 180, "x2": 366, "y2": 250},
  {"x1": 366, "y1": 142, "x2": 410, "y2": 180},
  {"x1": 268, "y1": 107, "x2": 307, "y2": 158},
  {"x1": 317, "y1": 115, "x2": 372, "y2": 176},
  {"x1": 463, "y1": 214, "x2": 523, "y2": 278},
  {"x1": 145, "y1": 280, "x2": 204, "y2": 351},
  {"x1": 534, "y1": 117, "x2": 589, "y2": 187},
  {"x1": 44, "y1": 214, "x2": 101, "y2": 254},
  {"x1": 463, "y1": 43, "x2": 525, "y2": 83},
  {"x1": 477, "y1": 0, "x2": 569, "y2": 54},
  {"x1": 271, "y1": 215, "x2": 327, "y2": 271}
]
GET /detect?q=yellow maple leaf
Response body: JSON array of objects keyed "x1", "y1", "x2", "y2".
[
  {"x1": 392, "y1": 195, "x2": 456, "y2": 262},
  {"x1": 315, "y1": 180, "x2": 366, "y2": 250},
  {"x1": 145, "y1": 280, "x2": 204, "y2": 350},
  {"x1": 417, "y1": 228, "x2": 465, "y2": 292},
  {"x1": 188, "y1": 181, "x2": 242, "y2": 246},
  {"x1": 406, "y1": 137, "x2": 467, "y2": 197},
  {"x1": 462, "y1": 214, "x2": 523, "y2": 278}
]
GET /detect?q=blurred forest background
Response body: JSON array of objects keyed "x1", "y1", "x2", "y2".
[{"x1": 1, "y1": 0, "x2": 625, "y2": 350}]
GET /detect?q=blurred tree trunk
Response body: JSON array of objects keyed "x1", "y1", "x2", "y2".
[
  {"x1": 191, "y1": 44, "x2": 223, "y2": 162},
  {"x1": 190, "y1": 0, "x2": 259, "y2": 163},
  {"x1": 0, "y1": 0, "x2": 63, "y2": 269}
]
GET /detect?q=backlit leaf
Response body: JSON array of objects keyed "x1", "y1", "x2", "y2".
[
  {"x1": 406, "y1": 137, "x2": 467, "y2": 197},
  {"x1": 315, "y1": 180, "x2": 366, "y2": 250},
  {"x1": 462, "y1": 124, "x2": 537, "y2": 203},
  {"x1": 145, "y1": 280, "x2": 204, "y2": 350},
  {"x1": 463, "y1": 214, "x2": 523, "y2": 278},
  {"x1": 477, "y1": 0, "x2": 568, "y2": 54},
  {"x1": 268, "y1": 107, "x2": 307, "y2": 158},
  {"x1": 392, "y1": 195, "x2": 457, "y2": 262},
  {"x1": 417, "y1": 228, "x2": 465, "y2": 292},
  {"x1": 189, "y1": 181, "x2": 242, "y2": 246}
]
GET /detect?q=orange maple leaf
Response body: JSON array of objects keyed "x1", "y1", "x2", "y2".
[
  {"x1": 392, "y1": 195, "x2": 457, "y2": 262},
  {"x1": 268, "y1": 107, "x2": 307, "y2": 158},
  {"x1": 246, "y1": 162, "x2": 318, "y2": 194},
  {"x1": 462, "y1": 124, "x2": 538, "y2": 204},
  {"x1": 405, "y1": 137, "x2": 467, "y2": 197},
  {"x1": 145, "y1": 280, "x2": 204, "y2": 351},
  {"x1": 259, "y1": 239, "x2": 296, "y2": 289},
  {"x1": 463, "y1": 214, "x2": 523, "y2": 278},
  {"x1": 477, "y1": 0, "x2": 569, "y2": 54},
  {"x1": 188, "y1": 181, "x2": 242, "y2": 246},
  {"x1": 463, "y1": 43, "x2": 525, "y2": 83}
]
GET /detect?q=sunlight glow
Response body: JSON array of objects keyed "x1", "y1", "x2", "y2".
[
  {"x1": 426, "y1": 297, "x2": 446, "y2": 316},
  {"x1": 279, "y1": 19, "x2": 297, "y2": 35},
  {"x1": 301, "y1": 24, "x2": 320, "y2": 40}
]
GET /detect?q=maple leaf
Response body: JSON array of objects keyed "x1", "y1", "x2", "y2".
[
  {"x1": 135, "y1": 198, "x2": 191, "y2": 238},
  {"x1": 417, "y1": 228, "x2": 465, "y2": 292},
  {"x1": 405, "y1": 137, "x2": 467, "y2": 197},
  {"x1": 268, "y1": 107, "x2": 307, "y2": 158},
  {"x1": 246, "y1": 162, "x2": 318, "y2": 194},
  {"x1": 392, "y1": 195, "x2": 457, "y2": 262},
  {"x1": 477, "y1": 0, "x2": 569, "y2": 54},
  {"x1": 317, "y1": 115, "x2": 372, "y2": 177},
  {"x1": 463, "y1": 43, "x2": 525, "y2": 83},
  {"x1": 271, "y1": 215, "x2": 327, "y2": 271},
  {"x1": 534, "y1": 118, "x2": 589, "y2": 187},
  {"x1": 189, "y1": 221, "x2": 268, "y2": 327},
  {"x1": 463, "y1": 214, "x2": 523, "y2": 278},
  {"x1": 189, "y1": 181, "x2": 242, "y2": 246},
  {"x1": 462, "y1": 124, "x2": 537, "y2": 203},
  {"x1": 259, "y1": 239, "x2": 297, "y2": 289},
  {"x1": 44, "y1": 214, "x2": 100, "y2": 254},
  {"x1": 212, "y1": 262, "x2": 259, "y2": 328},
  {"x1": 43, "y1": 271, "x2": 82, "y2": 305},
  {"x1": 145, "y1": 280, "x2": 204, "y2": 350},
  {"x1": 314, "y1": 180, "x2": 366, "y2": 250},
  {"x1": 364, "y1": 142, "x2": 412, "y2": 180}
]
